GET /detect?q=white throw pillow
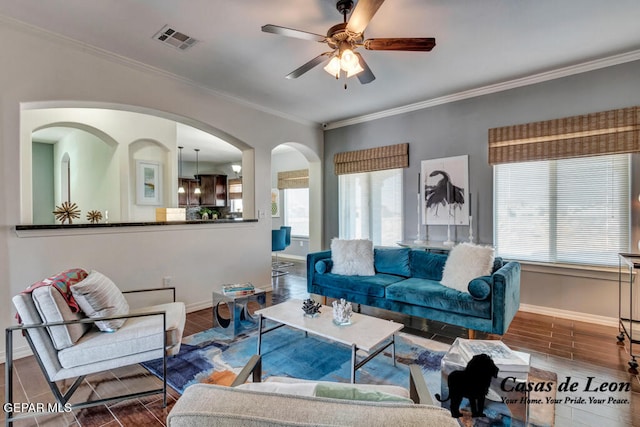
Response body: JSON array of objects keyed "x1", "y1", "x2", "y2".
[
  {"x1": 330, "y1": 239, "x2": 375, "y2": 276},
  {"x1": 71, "y1": 270, "x2": 130, "y2": 332},
  {"x1": 440, "y1": 243, "x2": 495, "y2": 293}
]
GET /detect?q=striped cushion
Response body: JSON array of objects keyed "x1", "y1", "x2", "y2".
[{"x1": 71, "y1": 271, "x2": 129, "y2": 332}]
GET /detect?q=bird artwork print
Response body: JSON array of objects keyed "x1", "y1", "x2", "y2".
[{"x1": 425, "y1": 170, "x2": 465, "y2": 217}]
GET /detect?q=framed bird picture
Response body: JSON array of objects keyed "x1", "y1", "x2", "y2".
[{"x1": 421, "y1": 155, "x2": 469, "y2": 225}]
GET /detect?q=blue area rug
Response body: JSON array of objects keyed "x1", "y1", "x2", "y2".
[{"x1": 142, "y1": 322, "x2": 553, "y2": 426}]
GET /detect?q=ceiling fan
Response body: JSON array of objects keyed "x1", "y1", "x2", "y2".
[{"x1": 262, "y1": 0, "x2": 436, "y2": 86}]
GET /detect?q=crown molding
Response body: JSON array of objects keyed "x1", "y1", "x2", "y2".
[
  {"x1": 0, "y1": 14, "x2": 315, "y2": 128},
  {"x1": 324, "y1": 49, "x2": 640, "y2": 130}
]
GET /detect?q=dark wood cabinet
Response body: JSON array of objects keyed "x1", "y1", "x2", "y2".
[
  {"x1": 198, "y1": 174, "x2": 227, "y2": 207},
  {"x1": 178, "y1": 178, "x2": 201, "y2": 207},
  {"x1": 179, "y1": 175, "x2": 227, "y2": 207}
]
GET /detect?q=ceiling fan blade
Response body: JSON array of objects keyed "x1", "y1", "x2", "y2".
[
  {"x1": 262, "y1": 24, "x2": 326, "y2": 42},
  {"x1": 285, "y1": 53, "x2": 332, "y2": 79},
  {"x1": 355, "y1": 53, "x2": 375, "y2": 84},
  {"x1": 346, "y1": 0, "x2": 385, "y2": 35},
  {"x1": 364, "y1": 37, "x2": 436, "y2": 51}
]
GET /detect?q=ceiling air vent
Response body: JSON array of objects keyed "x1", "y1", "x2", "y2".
[{"x1": 153, "y1": 25, "x2": 199, "y2": 51}]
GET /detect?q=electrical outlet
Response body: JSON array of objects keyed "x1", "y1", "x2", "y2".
[
  {"x1": 299, "y1": 241, "x2": 303, "y2": 247},
  {"x1": 163, "y1": 276, "x2": 172, "y2": 287}
]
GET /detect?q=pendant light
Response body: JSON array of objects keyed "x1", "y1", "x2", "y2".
[
  {"x1": 194, "y1": 148, "x2": 201, "y2": 195},
  {"x1": 177, "y1": 146, "x2": 185, "y2": 194}
]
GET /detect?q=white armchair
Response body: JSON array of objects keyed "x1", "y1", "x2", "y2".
[{"x1": 5, "y1": 269, "x2": 186, "y2": 426}]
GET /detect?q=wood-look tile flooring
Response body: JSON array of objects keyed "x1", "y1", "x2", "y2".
[{"x1": 2, "y1": 260, "x2": 638, "y2": 426}]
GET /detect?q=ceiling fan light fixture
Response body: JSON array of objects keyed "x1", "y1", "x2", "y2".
[
  {"x1": 323, "y1": 56, "x2": 341, "y2": 77},
  {"x1": 339, "y1": 48, "x2": 359, "y2": 72},
  {"x1": 346, "y1": 61, "x2": 364, "y2": 77}
]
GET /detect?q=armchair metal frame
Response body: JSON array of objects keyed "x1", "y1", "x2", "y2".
[{"x1": 5, "y1": 287, "x2": 176, "y2": 427}]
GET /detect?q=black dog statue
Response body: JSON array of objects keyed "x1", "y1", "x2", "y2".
[{"x1": 435, "y1": 353, "x2": 499, "y2": 418}]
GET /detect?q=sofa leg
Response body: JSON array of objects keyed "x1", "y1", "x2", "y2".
[
  {"x1": 322, "y1": 296, "x2": 327, "y2": 305},
  {"x1": 468, "y1": 329, "x2": 476, "y2": 339}
]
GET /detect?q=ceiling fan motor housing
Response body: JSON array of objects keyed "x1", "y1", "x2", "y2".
[{"x1": 336, "y1": 0, "x2": 354, "y2": 15}]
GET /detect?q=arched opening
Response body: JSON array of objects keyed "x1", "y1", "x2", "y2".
[
  {"x1": 271, "y1": 142, "x2": 322, "y2": 264},
  {"x1": 21, "y1": 105, "x2": 252, "y2": 224}
]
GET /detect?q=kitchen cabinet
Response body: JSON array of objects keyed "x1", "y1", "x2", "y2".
[
  {"x1": 178, "y1": 175, "x2": 227, "y2": 207},
  {"x1": 198, "y1": 174, "x2": 227, "y2": 207},
  {"x1": 178, "y1": 178, "x2": 201, "y2": 207}
]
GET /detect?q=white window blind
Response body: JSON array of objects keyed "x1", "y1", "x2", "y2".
[
  {"x1": 494, "y1": 154, "x2": 630, "y2": 266},
  {"x1": 339, "y1": 168, "x2": 403, "y2": 246},
  {"x1": 284, "y1": 188, "x2": 309, "y2": 237}
]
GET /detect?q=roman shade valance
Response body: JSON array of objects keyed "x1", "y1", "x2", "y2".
[
  {"x1": 277, "y1": 169, "x2": 309, "y2": 189},
  {"x1": 333, "y1": 143, "x2": 409, "y2": 175},
  {"x1": 488, "y1": 106, "x2": 640, "y2": 165},
  {"x1": 228, "y1": 178, "x2": 242, "y2": 200}
]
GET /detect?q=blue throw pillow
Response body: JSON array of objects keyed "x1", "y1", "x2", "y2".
[
  {"x1": 468, "y1": 277, "x2": 491, "y2": 300},
  {"x1": 315, "y1": 259, "x2": 333, "y2": 274},
  {"x1": 374, "y1": 248, "x2": 411, "y2": 277}
]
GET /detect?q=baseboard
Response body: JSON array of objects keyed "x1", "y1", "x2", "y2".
[
  {"x1": 186, "y1": 300, "x2": 213, "y2": 313},
  {"x1": 276, "y1": 254, "x2": 306, "y2": 261},
  {"x1": 519, "y1": 303, "x2": 618, "y2": 327},
  {"x1": 1, "y1": 343, "x2": 35, "y2": 364}
]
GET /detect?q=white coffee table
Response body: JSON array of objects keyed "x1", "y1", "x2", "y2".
[{"x1": 255, "y1": 299, "x2": 404, "y2": 383}]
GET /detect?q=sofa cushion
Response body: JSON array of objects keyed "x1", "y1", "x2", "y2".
[
  {"x1": 468, "y1": 277, "x2": 492, "y2": 301},
  {"x1": 331, "y1": 239, "x2": 375, "y2": 276},
  {"x1": 314, "y1": 273, "x2": 404, "y2": 298},
  {"x1": 374, "y1": 247, "x2": 411, "y2": 277},
  {"x1": 441, "y1": 243, "x2": 495, "y2": 293},
  {"x1": 58, "y1": 301, "x2": 185, "y2": 368},
  {"x1": 386, "y1": 278, "x2": 491, "y2": 319},
  {"x1": 32, "y1": 286, "x2": 90, "y2": 350},
  {"x1": 409, "y1": 250, "x2": 448, "y2": 281},
  {"x1": 71, "y1": 270, "x2": 130, "y2": 332}
]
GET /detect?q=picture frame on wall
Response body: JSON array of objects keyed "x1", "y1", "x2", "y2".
[
  {"x1": 421, "y1": 155, "x2": 469, "y2": 225},
  {"x1": 271, "y1": 188, "x2": 280, "y2": 217},
  {"x1": 136, "y1": 160, "x2": 162, "y2": 205}
]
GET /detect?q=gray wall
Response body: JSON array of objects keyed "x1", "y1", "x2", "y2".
[{"x1": 323, "y1": 59, "x2": 640, "y2": 319}]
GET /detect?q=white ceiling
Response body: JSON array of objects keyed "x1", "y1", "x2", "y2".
[{"x1": 2, "y1": 0, "x2": 640, "y2": 126}]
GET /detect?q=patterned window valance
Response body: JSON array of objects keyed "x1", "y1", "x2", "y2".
[
  {"x1": 277, "y1": 169, "x2": 309, "y2": 189},
  {"x1": 488, "y1": 106, "x2": 640, "y2": 165},
  {"x1": 334, "y1": 143, "x2": 409, "y2": 175}
]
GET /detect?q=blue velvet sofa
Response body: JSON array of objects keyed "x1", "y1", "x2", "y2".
[{"x1": 307, "y1": 248, "x2": 521, "y2": 335}]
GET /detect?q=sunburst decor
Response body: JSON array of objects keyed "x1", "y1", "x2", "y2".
[
  {"x1": 53, "y1": 201, "x2": 81, "y2": 224},
  {"x1": 86, "y1": 210, "x2": 103, "y2": 224}
]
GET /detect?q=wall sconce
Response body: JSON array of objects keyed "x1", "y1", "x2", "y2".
[{"x1": 231, "y1": 164, "x2": 242, "y2": 177}]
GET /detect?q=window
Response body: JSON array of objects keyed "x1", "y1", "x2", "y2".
[
  {"x1": 339, "y1": 168, "x2": 403, "y2": 246},
  {"x1": 494, "y1": 154, "x2": 630, "y2": 266},
  {"x1": 284, "y1": 188, "x2": 309, "y2": 237}
]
